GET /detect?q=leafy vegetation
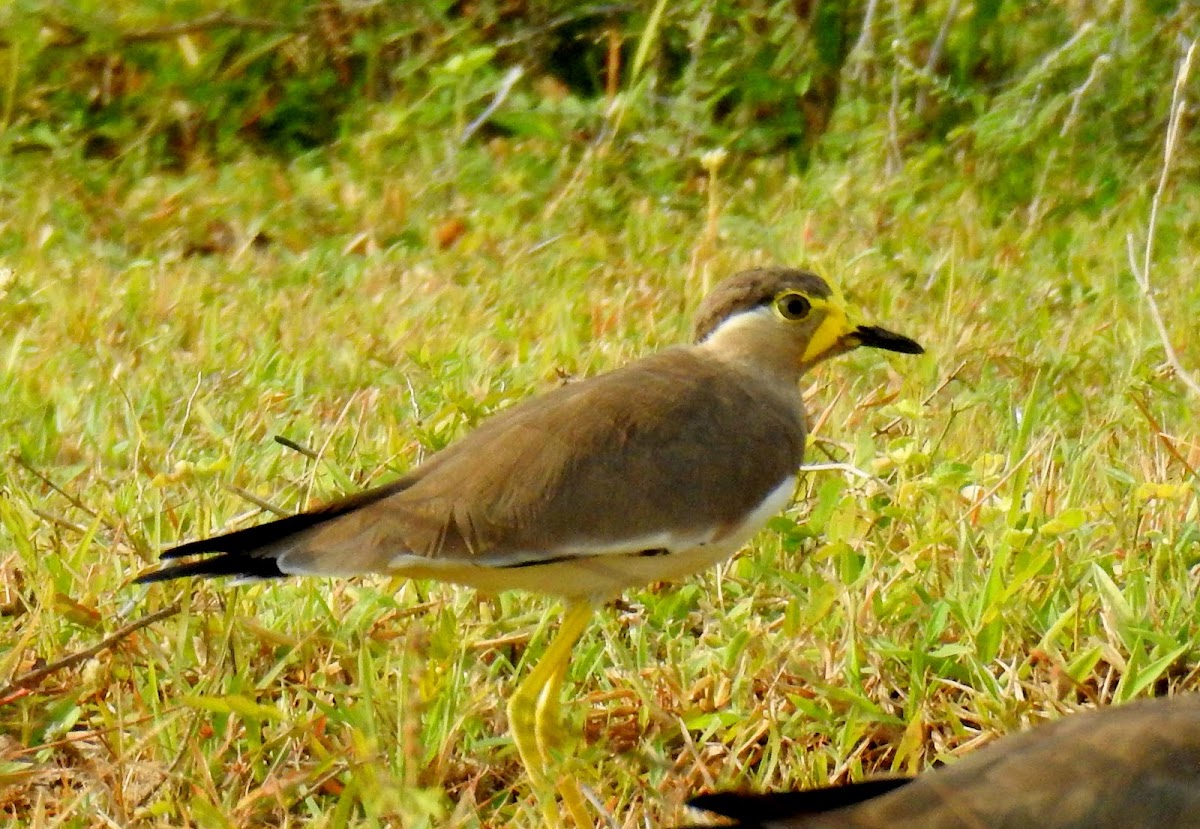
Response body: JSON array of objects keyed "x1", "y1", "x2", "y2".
[{"x1": 1, "y1": 1, "x2": 1198, "y2": 826}]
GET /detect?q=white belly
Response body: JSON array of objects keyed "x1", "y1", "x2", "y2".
[{"x1": 388, "y1": 475, "x2": 797, "y2": 599}]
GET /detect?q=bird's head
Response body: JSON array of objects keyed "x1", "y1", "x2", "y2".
[{"x1": 694, "y1": 267, "x2": 923, "y2": 377}]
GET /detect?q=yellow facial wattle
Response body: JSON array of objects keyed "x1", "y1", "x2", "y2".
[{"x1": 801, "y1": 298, "x2": 854, "y2": 363}]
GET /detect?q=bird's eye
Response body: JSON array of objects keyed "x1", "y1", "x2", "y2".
[{"x1": 775, "y1": 292, "x2": 811, "y2": 321}]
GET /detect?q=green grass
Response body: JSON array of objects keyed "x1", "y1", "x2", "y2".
[{"x1": 4, "y1": 33, "x2": 1200, "y2": 829}]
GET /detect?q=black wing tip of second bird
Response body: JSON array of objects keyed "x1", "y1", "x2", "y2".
[
  {"x1": 687, "y1": 778, "x2": 914, "y2": 823},
  {"x1": 134, "y1": 552, "x2": 286, "y2": 584}
]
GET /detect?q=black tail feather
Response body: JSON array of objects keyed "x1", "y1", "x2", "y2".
[
  {"x1": 135, "y1": 512, "x2": 320, "y2": 584},
  {"x1": 134, "y1": 551, "x2": 286, "y2": 583},
  {"x1": 160, "y1": 509, "x2": 346, "y2": 560},
  {"x1": 136, "y1": 475, "x2": 418, "y2": 584}
]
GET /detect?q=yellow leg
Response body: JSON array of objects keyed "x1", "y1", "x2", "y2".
[
  {"x1": 538, "y1": 649, "x2": 592, "y2": 828},
  {"x1": 507, "y1": 601, "x2": 594, "y2": 827}
]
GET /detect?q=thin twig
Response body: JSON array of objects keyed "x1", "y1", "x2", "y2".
[
  {"x1": 915, "y1": 0, "x2": 959, "y2": 119},
  {"x1": 0, "y1": 10, "x2": 295, "y2": 52},
  {"x1": 1027, "y1": 50, "x2": 1113, "y2": 227},
  {"x1": 5, "y1": 709, "x2": 161, "y2": 757},
  {"x1": 798, "y1": 462, "x2": 882, "y2": 481},
  {"x1": 1128, "y1": 393, "x2": 1200, "y2": 482},
  {"x1": 460, "y1": 65, "x2": 525, "y2": 146},
  {"x1": 165, "y1": 372, "x2": 205, "y2": 467},
  {"x1": 538, "y1": 5, "x2": 636, "y2": 220},
  {"x1": 274, "y1": 434, "x2": 319, "y2": 460},
  {"x1": 875, "y1": 359, "x2": 968, "y2": 435},
  {"x1": 303, "y1": 392, "x2": 361, "y2": 508},
  {"x1": 1127, "y1": 39, "x2": 1200, "y2": 399},
  {"x1": 492, "y1": 4, "x2": 633, "y2": 49},
  {"x1": 850, "y1": 0, "x2": 881, "y2": 65},
  {"x1": 798, "y1": 462, "x2": 896, "y2": 495},
  {"x1": 921, "y1": 0, "x2": 960, "y2": 69},
  {"x1": 521, "y1": 234, "x2": 566, "y2": 257},
  {"x1": 959, "y1": 440, "x2": 1047, "y2": 527},
  {"x1": 30, "y1": 508, "x2": 88, "y2": 536},
  {"x1": 120, "y1": 11, "x2": 294, "y2": 43},
  {"x1": 1060, "y1": 54, "x2": 1112, "y2": 138},
  {"x1": 134, "y1": 711, "x2": 204, "y2": 809},
  {"x1": 9, "y1": 452, "x2": 100, "y2": 520},
  {"x1": 1025, "y1": 22, "x2": 1096, "y2": 85},
  {"x1": 222, "y1": 483, "x2": 289, "y2": 517},
  {"x1": 0, "y1": 603, "x2": 181, "y2": 699},
  {"x1": 885, "y1": 0, "x2": 905, "y2": 175}
]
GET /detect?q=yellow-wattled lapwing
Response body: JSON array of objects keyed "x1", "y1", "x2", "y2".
[
  {"x1": 137, "y1": 267, "x2": 923, "y2": 825},
  {"x1": 682, "y1": 695, "x2": 1200, "y2": 829}
]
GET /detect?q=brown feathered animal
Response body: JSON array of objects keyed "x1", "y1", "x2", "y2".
[
  {"x1": 136, "y1": 267, "x2": 922, "y2": 825},
  {"x1": 684, "y1": 695, "x2": 1200, "y2": 829}
]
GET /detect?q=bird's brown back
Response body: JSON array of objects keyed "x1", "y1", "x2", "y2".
[{"x1": 282, "y1": 346, "x2": 808, "y2": 573}]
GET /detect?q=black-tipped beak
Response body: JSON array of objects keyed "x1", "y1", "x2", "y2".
[{"x1": 853, "y1": 325, "x2": 924, "y2": 354}]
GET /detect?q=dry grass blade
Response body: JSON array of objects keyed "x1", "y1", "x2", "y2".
[
  {"x1": 0, "y1": 603, "x2": 181, "y2": 699},
  {"x1": 1127, "y1": 39, "x2": 1200, "y2": 398}
]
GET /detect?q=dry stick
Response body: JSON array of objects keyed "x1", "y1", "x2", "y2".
[
  {"x1": 0, "y1": 603, "x2": 181, "y2": 699},
  {"x1": 925, "y1": 0, "x2": 959, "y2": 74},
  {"x1": 1, "y1": 43, "x2": 18, "y2": 135},
  {"x1": 1127, "y1": 39, "x2": 1200, "y2": 399},
  {"x1": 688, "y1": 148, "x2": 727, "y2": 294},
  {"x1": 1026, "y1": 21, "x2": 1095, "y2": 82},
  {"x1": 222, "y1": 483, "x2": 289, "y2": 517},
  {"x1": 492, "y1": 4, "x2": 633, "y2": 50},
  {"x1": 165, "y1": 372, "x2": 205, "y2": 467},
  {"x1": 29, "y1": 508, "x2": 88, "y2": 536},
  {"x1": 396, "y1": 373, "x2": 431, "y2": 466},
  {"x1": 959, "y1": 439, "x2": 1047, "y2": 527},
  {"x1": 1026, "y1": 50, "x2": 1112, "y2": 228},
  {"x1": 134, "y1": 713, "x2": 210, "y2": 810},
  {"x1": 850, "y1": 0, "x2": 881, "y2": 64},
  {"x1": 540, "y1": 115, "x2": 616, "y2": 221},
  {"x1": 10, "y1": 452, "x2": 100, "y2": 520},
  {"x1": 1128, "y1": 393, "x2": 1200, "y2": 482},
  {"x1": 799, "y1": 463, "x2": 897, "y2": 499},
  {"x1": 915, "y1": 0, "x2": 960, "y2": 119},
  {"x1": 121, "y1": 11, "x2": 293, "y2": 42},
  {"x1": 303, "y1": 391, "x2": 361, "y2": 509},
  {"x1": 885, "y1": 0, "x2": 905, "y2": 175},
  {"x1": 605, "y1": 25, "x2": 622, "y2": 99},
  {"x1": 7, "y1": 709, "x2": 162, "y2": 758},
  {"x1": 274, "y1": 434, "x2": 319, "y2": 460},
  {"x1": 460, "y1": 65, "x2": 525, "y2": 146},
  {"x1": 874, "y1": 358, "x2": 969, "y2": 435}
]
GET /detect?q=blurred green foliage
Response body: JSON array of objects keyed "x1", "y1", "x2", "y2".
[{"x1": 2, "y1": 0, "x2": 1195, "y2": 174}]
